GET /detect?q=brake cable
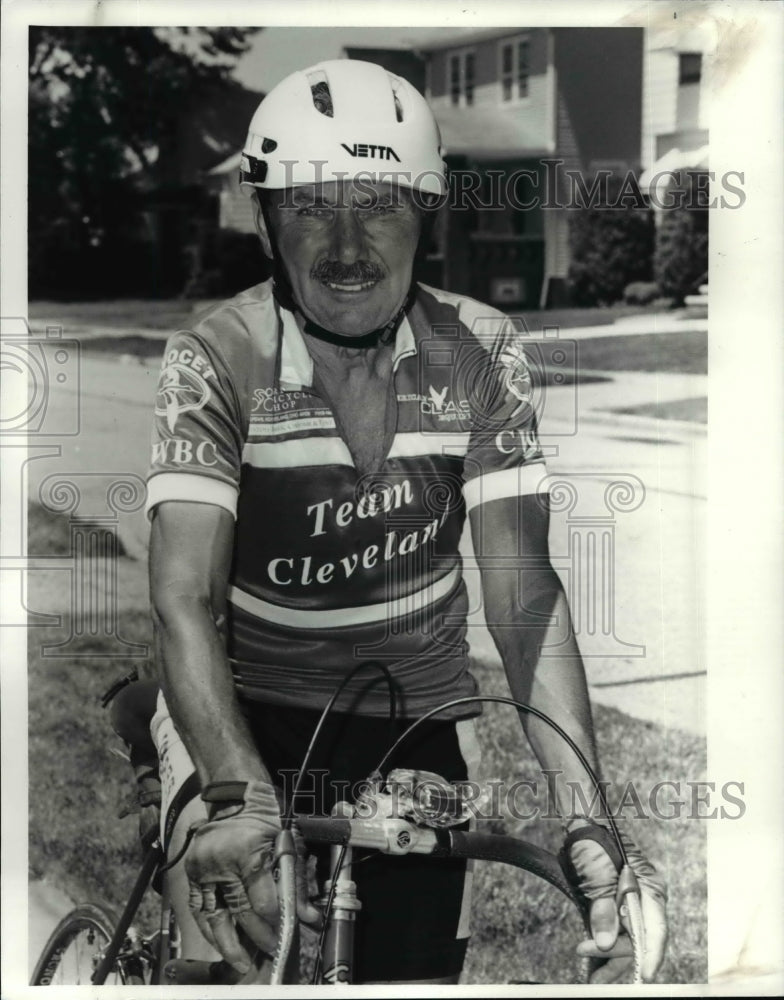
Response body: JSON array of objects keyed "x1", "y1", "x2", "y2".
[{"x1": 271, "y1": 661, "x2": 396, "y2": 986}]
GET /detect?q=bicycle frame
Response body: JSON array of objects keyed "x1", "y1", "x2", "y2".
[{"x1": 91, "y1": 840, "x2": 171, "y2": 986}]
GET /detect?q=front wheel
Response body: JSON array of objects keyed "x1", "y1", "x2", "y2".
[{"x1": 30, "y1": 902, "x2": 140, "y2": 985}]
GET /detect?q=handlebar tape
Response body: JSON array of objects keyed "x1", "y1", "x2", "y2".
[
  {"x1": 447, "y1": 831, "x2": 586, "y2": 911},
  {"x1": 296, "y1": 817, "x2": 587, "y2": 916}
]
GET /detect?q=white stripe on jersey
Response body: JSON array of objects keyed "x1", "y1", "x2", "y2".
[
  {"x1": 145, "y1": 472, "x2": 238, "y2": 520},
  {"x1": 387, "y1": 431, "x2": 470, "y2": 459},
  {"x1": 243, "y1": 437, "x2": 353, "y2": 468},
  {"x1": 462, "y1": 463, "x2": 548, "y2": 511},
  {"x1": 228, "y1": 565, "x2": 461, "y2": 629}
]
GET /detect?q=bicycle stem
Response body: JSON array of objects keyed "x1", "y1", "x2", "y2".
[{"x1": 318, "y1": 807, "x2": 361, "y2": 985}]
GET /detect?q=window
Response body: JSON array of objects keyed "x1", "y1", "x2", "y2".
[
  {"x1": 448, "y1": 49, "x2": 476, "y2": 107},
  {"x1": 679, "y1": 52, "x2": 702, "y2": 85},
  {"x1": 500, "y1": 35, "x2": 530, "y2": 102}
]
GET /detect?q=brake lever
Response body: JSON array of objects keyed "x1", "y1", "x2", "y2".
[
  {"x1": 616, "y1": 865, "x2": 645, "y2": 984},
  {"x1": 270, "y1": 829, "x2": 298, "y2": 986}
]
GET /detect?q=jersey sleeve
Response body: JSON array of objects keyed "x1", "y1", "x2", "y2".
[
  {"x1": 462, "y1": 317, "x2": 548, "y2": 513},
  {"x1": 145, "y1": 330, "x2": 244, "y2": 520}
]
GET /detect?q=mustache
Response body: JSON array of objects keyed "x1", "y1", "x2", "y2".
[{"x1": 311, "y1": 259, "x2": 385, "y2": 284}]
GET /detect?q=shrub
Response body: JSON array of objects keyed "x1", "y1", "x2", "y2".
[
  {"x1": 623, "y1": 281, "x2": 661, "y2": 305},
  {"x1": 653, "y1": 171, "x2": 709, "y2": 305},
  {"x1": 568, "y1": 206, "x2": 655, "y2": 307}
]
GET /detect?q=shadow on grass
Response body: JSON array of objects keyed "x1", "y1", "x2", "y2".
[{"x1": 28, "y1": 501, "x2": 131, "y2": 558}]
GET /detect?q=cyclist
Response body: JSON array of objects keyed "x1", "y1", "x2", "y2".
[{"x1": 146, "y1": 59, "x2": 666, "y2": 984}]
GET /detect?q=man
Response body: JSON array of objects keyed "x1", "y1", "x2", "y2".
[{"x1": 146, "y1": 59, "x2": 666, "y2": 985}]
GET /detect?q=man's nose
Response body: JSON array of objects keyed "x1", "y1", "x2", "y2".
[{"x1": 327, "y1": 207, "x2": 368, "y2": 263}]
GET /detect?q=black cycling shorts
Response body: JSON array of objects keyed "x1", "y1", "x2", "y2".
[{"x1": 242, "y1": 701, "x2": 479, "y2": 983}]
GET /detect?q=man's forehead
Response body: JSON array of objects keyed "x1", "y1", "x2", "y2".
[{"x1": 289, "y1": 180, "x2": 409, "y2": 204}]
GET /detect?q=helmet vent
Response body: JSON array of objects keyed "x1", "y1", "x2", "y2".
[
  {"x1": 307, "y1": 72, "x2": 334, "y2": 117},
  {"x1": 389, "y1": 76, "x2": 406, "y2": 122}
]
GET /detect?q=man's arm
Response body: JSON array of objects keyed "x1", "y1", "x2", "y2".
[
  {"x1": 469, "y1": 490, "x2": 667, "y2": 981},
  {"x1": 470, "y1": 492, "x2": 598, "y2": 815},
  {"x1": 149, "y1": 500, "x2": 270, "y2": 787}
]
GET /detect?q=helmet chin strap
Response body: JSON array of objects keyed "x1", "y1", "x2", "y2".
[{"x1": 296, "y1": 289, "x2": 414, "y2": 350}]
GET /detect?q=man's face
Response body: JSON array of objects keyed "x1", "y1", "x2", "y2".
[{"x1": 257, "y1": 180, "x2": 422, "y2": 336}]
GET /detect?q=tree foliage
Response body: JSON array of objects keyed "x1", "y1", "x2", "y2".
[
  {"x1": 567, "y1": 204, "x2": 655, "y2": 307},
  {"x1": 29, "y1": 27, "x2": 259, "y2": 297},
  {"x1": 653, "y1": 172, "x2": 709, "y2": 305}
]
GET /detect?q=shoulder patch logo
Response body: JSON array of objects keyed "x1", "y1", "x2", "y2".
[
  {"x1": 155, "y1": 363, "x2": 211, "y2": 433},
  {"x1": 498, "y1": 342, "x2": 533, "y2": 417}
]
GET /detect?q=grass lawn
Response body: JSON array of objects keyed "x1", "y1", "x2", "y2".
[{"x1": 27, "y1": 501, "x2": 706, "y2": 985}]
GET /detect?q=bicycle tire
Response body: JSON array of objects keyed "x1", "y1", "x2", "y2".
[{"x1": 30, "y1": 902, "x2": 141, "y2": 986}]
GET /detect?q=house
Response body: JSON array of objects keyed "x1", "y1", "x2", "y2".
[
  {"x1": 207, "y1": 28, "x2": 645, "y2": 309},
  {"x1": 639, "y1": 22, "x2": 712, "y2": 199},
  {"x1": 420, "y1": 27, "x2": 644, "y2": 308}
]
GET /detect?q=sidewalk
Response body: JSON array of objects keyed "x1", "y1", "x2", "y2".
[{"x1": 558, "y1": 312, "x2": 707, "y2": 340}]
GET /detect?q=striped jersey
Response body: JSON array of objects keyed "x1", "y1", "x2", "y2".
[{"x1": 146, "y1": 280, "x2": 548, "y2": 716}]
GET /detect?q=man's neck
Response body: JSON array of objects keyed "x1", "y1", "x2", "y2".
[{"x1": 302, "y1": 322, "x2": 394, "y2": 378}]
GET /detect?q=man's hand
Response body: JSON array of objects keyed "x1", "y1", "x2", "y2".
[
  {"x1": 564, "y1": 818, "x2": 667, "y2": 983},
  {"x1": 185, "y1": 780, "x2": 320, "y2": 976}
]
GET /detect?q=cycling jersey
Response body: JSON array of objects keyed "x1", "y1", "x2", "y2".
[{"x1": 146, "y1": 279, "x2": 547, "y2": 716}]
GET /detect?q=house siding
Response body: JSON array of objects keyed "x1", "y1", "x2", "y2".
[
  {"x1": 642, "y1": 47, "x2": 678, "y2": 165},
  {"x1": 641, "y1": 26, "x2": 713, "y2": 168}
]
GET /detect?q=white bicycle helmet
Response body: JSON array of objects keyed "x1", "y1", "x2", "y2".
[{"x1": 240, "y1": 59, "x2": 446, "y2": 198}]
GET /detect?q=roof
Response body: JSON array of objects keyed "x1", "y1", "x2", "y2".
[
  {"x1": 416, "y1": 27, "x2": 537, "y2": 52},
  {"x1": 639, "y1": 144, "x2": 709, "y2": 192},
  {"x1": 434, "y1": 104, "x2": 552, "y2": 159}
]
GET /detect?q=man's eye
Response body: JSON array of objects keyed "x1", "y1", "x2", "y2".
[
  {"x1": 365, "y1": 202, "x2": 400, "y2": 214},
  {"x1": 296, "y1": 205, "x2": 333, "y2": 217}
]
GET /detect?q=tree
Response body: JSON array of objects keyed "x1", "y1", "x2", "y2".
[
  {"x1": 567, "y1": 204, "x2": 654, "y2": 307},
  {"x1": 28, "y1": 27, "x2": 260, "y2": 297},
  {"x1": 653, "y1": 171, "x2": 709, "y2": 305}
]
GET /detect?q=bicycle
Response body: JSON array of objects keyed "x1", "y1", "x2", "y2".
[
  {"x1": 31, "y1": 684, "x2": 646, "y2": 986},
  {"x1": 30, "y1": 784, "x2": 594, "y2": 986}
]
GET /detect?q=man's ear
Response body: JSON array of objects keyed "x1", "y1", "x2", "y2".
[{"x1": 251, "y1": 194, "x2": 273, "y2": 259}]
